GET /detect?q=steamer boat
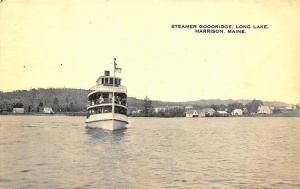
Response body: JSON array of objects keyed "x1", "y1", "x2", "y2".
[{"x1": 85, "y1": 58, "x2": 128, "y2": 130}]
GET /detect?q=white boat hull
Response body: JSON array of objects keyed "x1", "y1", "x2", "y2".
[
  {"x1": 85, "y1": 113, "x2": 128, "y2": 130},
  {"x1": 86, "y1": 119, "x2": 127, "y2": 130}
]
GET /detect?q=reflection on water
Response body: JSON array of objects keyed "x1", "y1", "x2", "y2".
[
  {"x1": 0, "y1": 116, "x2": 300, "y2": 189},
  {"x1": 86, "y1": 127, "x2": 126, "y2": 144}
]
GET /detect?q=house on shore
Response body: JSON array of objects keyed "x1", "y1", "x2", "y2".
[
  {"x1": 197, "y1": 109, "x2": 206, "y2": 117},
  {"x1": 154, "y1": 107, "x2": 166, "y2": 113},
  {"x1": 186, "y1": 109, "x2": 205, "y2": 117},
  {"x1": 131, "y1": 108, "x2": 142, "y2": 115},
  {"x1": 43, "y1": 107, "x2": 54, "y2": 114},
  {"x1": 216, "y1": 110, "x2": 229, "y2": 117},
  {"x1": 231, "y1": 109, "x2": 243, "y2": 116},
  {"x1": 257, "y1": 105, "x2": 272, "y2": 114},
  {"x1": 202, "y1": 108, "x2": 215, "y2": 117},
  {"x1": 186, "y1": 110, "x2": 199, "y2": 117},
  {"x1": 13, "y1": 108, "x2": 25, "y2": 114},
  {"x1": 284, "y1": 105, "x2": 298, "y2": 111}
]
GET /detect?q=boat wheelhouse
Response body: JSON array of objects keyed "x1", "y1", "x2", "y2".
[{"x1": 85, "y1": 59, "x2": 128, "y2": 130}]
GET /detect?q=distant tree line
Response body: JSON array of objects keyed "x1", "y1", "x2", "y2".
[
  {"x1": 0, "y1": 88, "x2": 89, "y2": 113},
  {"x1": 128, "y1": 96, "x2": 185, "y2": 117},
  {"x1": 209, "y1": 99, "x2": 264, "y2": 114},
  {"x1": 1, "y1": 88, "x2": 294, "y2": 116}
]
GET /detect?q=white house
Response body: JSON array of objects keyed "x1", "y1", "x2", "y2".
[
  {"x1": 13, "y1": 108, "x2": 25, "y2": 114},
  {"x1": 43, "y1": 107, "x2": 54, "y2": 114},
  {"x1": 216, "y1": 111, "x2": 229, "y2": 117},
  {"x1": 202, "y1": 108, "x2": 215, "y2": 117},
  {"x1": 231, "y1": 109, "x2": 243, "y2": 116},
  {"x1": 257, "y1": 105, "x2": 272, "y2": 114},
  {"x1": 154, "y1": 107, "x2": 166, "y2": 113},
  {"x1": 284, "y1": 105, "x2": 297, "y2": 111},
  {"x1": 186, "y1": 110, "x2": 199, "y2": 117},
  {"x1": 197, "y1": 110, "x2": 206, "y2": 117}
]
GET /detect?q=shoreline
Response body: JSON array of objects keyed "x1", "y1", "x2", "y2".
[
  {"x1": 0, "y1": 113, "x2": 299, "y2": 118},
  {"x1": 0, "y1": 112, "x2": 86, "y2": 116}
]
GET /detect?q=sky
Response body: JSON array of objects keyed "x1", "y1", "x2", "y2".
[{"x1": 0, "y1": 0, "x2": 300, "y2": 103}]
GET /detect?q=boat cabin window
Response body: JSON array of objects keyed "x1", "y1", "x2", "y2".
[
  {"x1": 109, "y1": 78, "x2": 112, "y2": 85},
  {"x1": 116, "y1": 79, "x2": 120, "y2": 85},
  {"x1": 99, "y1": 77, "x2": 121, "y2": 86},
  {"x1": 87, "y1": 105, "x2": 127, "y2": 116}
]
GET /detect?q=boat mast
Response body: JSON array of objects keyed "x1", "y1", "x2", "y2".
[{"x1": 112, "y1": 58, "x2": 116, "y2": 117}]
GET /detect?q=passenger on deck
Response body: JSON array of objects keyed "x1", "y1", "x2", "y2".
[
  {"x1": 116, "y1": 96, "x2": 121, "y2": 104},
  {"x1": 99, "y1": 95, "x2": 104, "y2": 103}
]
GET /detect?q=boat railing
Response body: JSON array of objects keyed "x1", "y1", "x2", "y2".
[{"x1": 87, "y1": 101, "x2": 127, "y2": 108}]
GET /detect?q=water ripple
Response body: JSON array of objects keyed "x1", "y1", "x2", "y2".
[{"x1": 0, "y1": 116, "x2": 299, "y2": 188}]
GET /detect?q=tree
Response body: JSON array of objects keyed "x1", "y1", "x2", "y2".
[
  {"x1": 143, "y1": 96, "x2": 153, "y2": 117},
  {"x1": 210, "y1": 104, "x2": 226, "y2": 111},
  {"x1": 13, "y1": 102, "x2": 24, "y2": 108},
  {"x1": 245, "y1": 99, "x2": 263, "y2": 113},
  {"x1": 53, "y1": 97, "x2": 60, "y2": 112},
  {"x1": 28, "y1": 105, "x2": 32, "y2": 112},
  {"x1": 37, "y1": 101, "x2": 44, "y2": 112}
]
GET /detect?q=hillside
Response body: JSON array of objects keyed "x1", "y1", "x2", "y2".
[
  {"x1": 180, "y1": 99, "x2": 289, "y2": 107},
  {"x1": 0, "y1": 88, "x2": 89, "y2": 112}
]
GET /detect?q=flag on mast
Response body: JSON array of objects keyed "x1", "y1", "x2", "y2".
[
  {"x1": 114, "y1": 58, "x2": 122, "y2": 73},
  {"x1": 115, "y1": 67, "x2": 122, "y2": 73}
]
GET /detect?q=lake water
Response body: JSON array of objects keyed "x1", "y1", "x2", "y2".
[{"x1": 0, "y1": 116, "x2": 299, "y2": 189}]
